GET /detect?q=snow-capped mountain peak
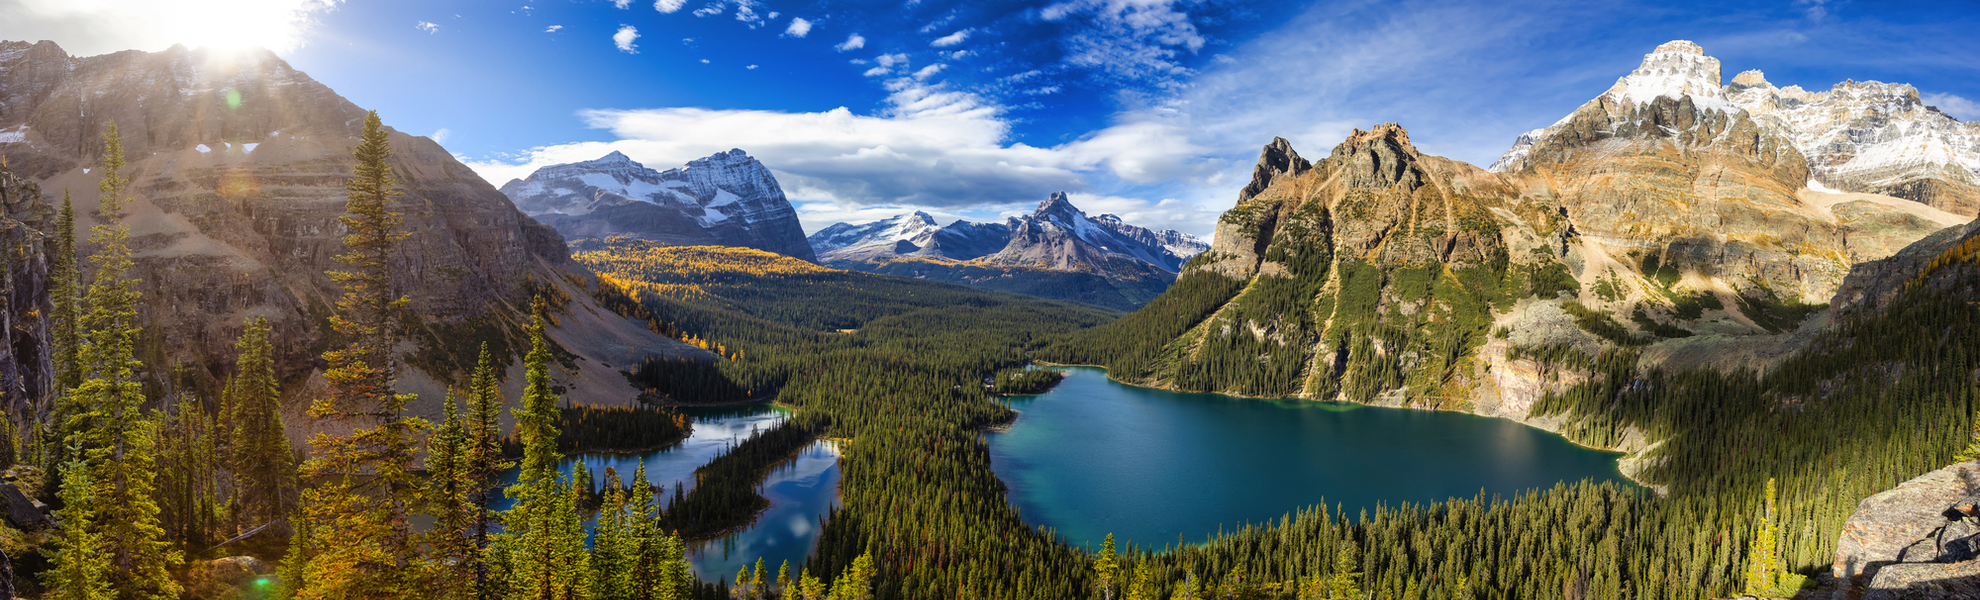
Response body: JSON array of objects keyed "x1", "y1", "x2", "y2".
[
  {"x1": 500, "y1": 149, "x2": 817, "y2": 261},
  {"x1": 1600, "y1": 40, "x2": 1730, "y2": 113}
]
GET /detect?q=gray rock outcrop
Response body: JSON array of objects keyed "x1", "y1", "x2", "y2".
[{"x1": 1833, "y1": 461, "x2": 1980, "y2": 598}]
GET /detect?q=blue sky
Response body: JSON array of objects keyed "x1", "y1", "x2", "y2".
[{"x1": 4, "y1": 0, "x2": 1978, "y2": 236}]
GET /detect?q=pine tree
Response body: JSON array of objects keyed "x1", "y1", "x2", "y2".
[
  {"x1": 221, "y1": 316, "x2": 291, "y2": 529},
  {"x1": 827, "y1": 552, "x2": 875, "y2": 600},
  {"x1": 67, "y1": 122, "x2": 180, "y2": 600},
  {"x1": 1327, "y1": 543, "x2": 1360, "y2": 600},
  {"x1": 294, "y1": 110, "x2": 428, "y2": 599},
  {"x1": 1125, "y1": 563, "x2": 1155, "y2": 600},
  {"x1": 1093, "y1": 534, "x2": 1119, "y2": 600},
  {"x1": 467, "y1": 344, "x2": 508, "y2": 600},
  {"x1": 420, "y1": 392, "x2": 476, "y2": 597},
  {"x1": 44, "y1": 189, "x2": 79, "y2": 475},
  {"x1": 1744, "y1": 478, "x2": 1783, "y2": 597},
  {"x1": 495, "y1": 306, "x2": 592, "y2": 600},
  {"x1": 44, "y1": 453, "x2": 113, "y2": 600},
  {"x1": 591, "y1": 468, "x2": 632, "y2": 600},
  {"x1": 650, "y1": 531, "x2": 692, "y2": 600}
]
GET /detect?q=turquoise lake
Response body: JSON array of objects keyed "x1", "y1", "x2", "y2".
[
  {"x1": 494, "y1": 403, "x2": 841, "y2": 581},
  {"x1": 984, "y1": 367, "x2": 1633, "y2": 550}
]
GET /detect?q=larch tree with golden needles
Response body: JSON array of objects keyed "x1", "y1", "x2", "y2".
[
  {"x1": 64, "y1": 123, "x2": 180, "y2": 600},
  {"x1": 293, "y1": 110, "x2": 430, "y2": 599}
]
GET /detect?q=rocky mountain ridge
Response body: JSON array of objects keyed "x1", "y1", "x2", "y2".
[
  {"x1": 500, "y1": 149, "x2": 817, "y2": 261},
  {"x1": 807, "y1": 193, "x2": 1206, "y2": 310},
  {"x1": 1493, "y1": 39, "x2": 1980, "y2": 218},
  {"x1": 0, "y1": 41, "x2": 709, "y2": 439}
]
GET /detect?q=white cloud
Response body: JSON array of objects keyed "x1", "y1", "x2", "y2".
[
  {"x1": 613, "y1": 25, "x2": 640, "y2": 53},
  {"x1": 913, "y1": 64, "x2": 947, "y2": 80},
  {"x1": 1923, "y1": 92, "x2": 1980, "y2": 121},
  {"x1": 747, "y1": 64, "x2": 759, "y2": 69},
  {"x1": 733, "y1": 0, "x2": 763, "y2": 27},
  {"x1": 693, "y1": 1, "x2": 723, "y2": 17},
  {"x1": 654, "y1": 0, "x2": 685, "y2": 13},
  {"x1": 784, "y1": 17, "x2": 812, "y2": 38},
  {"x1": 462, "y1": 82, "x2": 1210, "y2": 220},
  {"x1": 931, "y1": 28, "x2": 971, "y2": 47},
  {"x1": 863, "y1": 53, "x2": 909, "y2": 77},
  {"x1": 835, "y1": 33, "x2": 866, "y2": 52},
  {"x1": 0, "y1": 0, "x2": 343, "y2": 55},
  {"x1": 430, "y1": 128, "x2": 451, "y2": 144},
  {"x1": 613, "y1": 0, "x2": 631, "y2": 8},
  {"x1": 1041, "y1": 0, "x2": 1204, "y2": 83},
  {"x1": 700, "y1": 58, "x2": 711, "y2": 64},
  {"x1": 544, "y1": 25, "x2": 562, "y2": 32},
  {"x1": 415, "y1": 20, "x2": 439, "y2": 33}
]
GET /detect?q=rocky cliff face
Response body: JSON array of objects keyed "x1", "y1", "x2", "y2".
[
  {"x1": 501, "y1": 150, "x2": 817, "y2": 261},
  {"x1": 0, "y1": 163, "x2": 52, "y2": 420},
  {"x1": 1726, "y1": 73, "x2": 1980, "y2": 217},
  {"x1": 0, "y1": 41, "x2": 707, "y2": 436}
]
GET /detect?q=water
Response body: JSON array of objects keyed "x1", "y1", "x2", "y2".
[
  {"x1": 986, "y1": 367, "x2": 1632, "y2": 550},
  {"x1": 492, "y1": 403, "x2": 841, "y2": 581}
]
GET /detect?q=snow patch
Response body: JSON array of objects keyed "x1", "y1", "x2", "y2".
[
  {"x1": 0, "y1": 125, "x2": 27, "y2": 144},
  {"x1": 241, "y1": 143, "x2": 259, "y2": 153},
  {"x1": 1806, "y1": 179, "x2": 1845, "y2": 194},
  {"x1": 196, "y1": 144, "x2": 212, "y2": 153}
]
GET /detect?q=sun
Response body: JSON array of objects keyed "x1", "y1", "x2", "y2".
[{"x1": 154, "y1": 0, "x2": 338, "y2": 53}]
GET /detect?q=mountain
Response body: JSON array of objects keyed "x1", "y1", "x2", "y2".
[
  {"x1": 1047, "y1": 46, "x2": 1970, "y2": 457},
  {"x1": 1725, "y1": 73, "x2": 1980, "y2": 216},
  {"x1": 500, "y1": 149, "x2": 817, "y2": 261},
  {"x1": 1493, "y1": 40, "x2": 1980, "y2": 217},
  {"x1": 806, "y1": 211, "x2": 1013, "y2": 263},
  {"x1": 0, "y1": 164, "x2": 53, "y2": 419},
  {"x1": 0, "y1": 41, "x2": 709, "y2": 436},
  {"x1": 805, "y1": 192, "x2": 1207, "y2": 310}
]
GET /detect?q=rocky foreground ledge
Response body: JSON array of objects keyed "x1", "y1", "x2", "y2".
[{"x1": 1831, "y1": 461, "x2": 1980, "y2": 599}]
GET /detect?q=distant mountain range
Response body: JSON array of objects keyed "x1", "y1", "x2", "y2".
[
  {"x1": 500, "y1": 149, "x2": 817, "y2": 261},
  {"x1": 808, "y1": 192, "x2": 1208, "y2": 310}
]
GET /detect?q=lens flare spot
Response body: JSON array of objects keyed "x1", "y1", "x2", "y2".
[
  {"x1": 218, "y1": 166, "x2": 259, "y2": 200},
  {"x1": 226, "y1": 89, "x2": 242, "y2": 110}
]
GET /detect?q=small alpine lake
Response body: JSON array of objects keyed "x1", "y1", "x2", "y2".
[
  {"x1": 494, "y1": 403, "x2": 841, "y2": 581},
  {"x1": 985, "y1": 366, "x2": 1634, "y2": 550}
]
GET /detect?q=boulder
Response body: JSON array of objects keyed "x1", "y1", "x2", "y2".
[
  {"x1": 1832, "y1": 461, "x2": 1980, "y2": 597},
  {"x1": 0, "y1": 482, "x2": 49, "y2": 531}
]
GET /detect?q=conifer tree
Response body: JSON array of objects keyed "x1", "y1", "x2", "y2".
[
  {"x1": 777, "y1": 561, "x2": 791, "y2": 600},
  {"x1": 42, "y1": 189, "x2": 80, "y2": 473},
  {"x1": 827, "y1": 552, "x2": 875, "y2": 600},
  {"x1": 591, "y1": 468, "x2": 632, "y2": 600},
  {"x1": 45, "y1": 454, "x2": 112, "y2": 600},
  {"x1": 651, "y1": 532, "x2": 693, "y2": 600},
  {"x1": 494, "y1": 306, "x2": 593, "y2": 600},
  {"x1": 67, "y1": 122, "x2": 180, "y2": 600},
  {"x1": 294, "y1": 109, "x2": 428, "y2": 599},
  {"x1": 795, "y1": 568, "x2": 824, "y2": 600},
  {"x1": 1744, "y1": 478, "x2": 1783, "y2": 596},
  {"x1": 467, "y1": 344, "x2": 508, "y2": 600},
  {"x1": 221, "y1": 316, "x2": 291, "y2": 528},
  {"x1": 1093, "y1": 534, "x2": 1119, "y2": 600},
  {"x1": 751, "y1": 558, "x2": 768, "y2": 599},
  {"x1": 420, "y1": 392, "x2": 476, "y2": 596},
  {"x1": 1125, "y1": 563, "x2": 1155, "y2": 600},
  {"x1": 1327, "y1": 544, "x2": 1360, "y2": 600}
]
